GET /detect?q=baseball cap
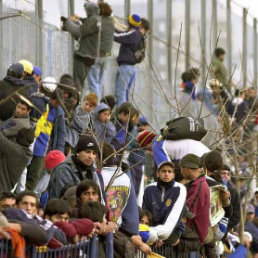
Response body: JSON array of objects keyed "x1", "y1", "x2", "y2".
[
  {"x1": 33, "y1": 66, "x2": 42, "y2": 76},
  {"x1": 8, "y1": 63, "x2": 24, "y2": 76},
  {"x1": 42, "y1": 77, "x2": 57, "y2": 93},
  {"x1": 246, "y1": 204, "x2": 255, "y2": 214},
  {"x1": 180, "y1": 154, "x2": 201, "y2": 169},
  {"x1": 158, "y1": 161, "x2": 175, "y2": 171},
  {"x1": 19, "y1": 60, "x2": 33, "y2": 74}
]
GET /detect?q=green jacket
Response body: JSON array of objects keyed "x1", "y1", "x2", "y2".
[
  {"x1": 211, "y1": 57, "x2": 228, "y2": 87},
  {"x1": 64, "y1": 7, "x2": 114, "y2": 59},
  {"x1": 0, "y1": 132, "x2": 32, "y2": 192}
]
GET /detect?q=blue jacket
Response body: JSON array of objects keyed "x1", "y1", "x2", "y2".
[
  {"x1": 22, "y1": 76, "x2": 39, "y2": 95},
  {"x1": 114, "y1": 29, "x2": 143, "y2": 66},
  {"x1": 143, "y1": 180, "x2": 186, "y2": 241},
  {"x1": 31, "y1": 93, "x2": 66, "y2": 155},
  {"x1": 48, "y1": 155, "x2": 105, "y2": 203}
]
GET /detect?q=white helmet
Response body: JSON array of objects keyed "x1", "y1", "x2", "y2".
[{"x1": 42, "y1": 77, "x2": 57, "y2": 93}]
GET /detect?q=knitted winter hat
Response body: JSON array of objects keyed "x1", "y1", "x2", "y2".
[
  {"x1": 138, "y1": 130, "x2": 156, "y2": 147},
  {"x1": 45, "y1": 150, "x2": 66, "y2": 170},
  {"x1": 128, "y1": 14, "x2": 141, "y2": 28},
  {"x1": 75, "y1": 134, "x2": 100, "y2": 155},
  {"x1": 70, "y1": 219, "x2": 94, "y2": 236},
  {"x1": 54, "y1": 221, "x2": 77, "y2": 238}
]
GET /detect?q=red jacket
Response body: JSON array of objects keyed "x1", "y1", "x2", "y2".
[{"x1": 186, "y1": 175, "x2": 210, "y2": 243}]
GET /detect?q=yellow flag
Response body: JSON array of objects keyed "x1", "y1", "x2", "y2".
[{"x1": 147, "y1": 253, "x2": 166, "y2": 258}]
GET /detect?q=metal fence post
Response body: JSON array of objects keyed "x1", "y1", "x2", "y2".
[
  {"x1": 35, "y1": 0, "x2": 43, "y2": 69},
  {"x1": 124, "y1": 0, "x2": 131, "y2": 19},
  {"x1": 185, "y1": 0, "x2": 190, "y2": 70},
  {"x1": 167, "y1": 0, "x2": 172, "y2": 86},
  {"x1": 212, "y1": 0, "x2": 218, "y2": 51},
  {"x1": 226, "y1": 0, "x2": 232, "y2": 77},
  {"x1": 148, "y1": 0, "x2": 153, "y2": 68},
  {"x1": 68, "y1": 0, "x2": 74, "y2": 74},
  {"x1": 253, "y1": 18, "x2": 257, "y2": 87},
  {"x1": 201, "y1": 0, "x2": 206, "y2": 87},
  {"x1": 242, "y1": 8, "x2": 247, "y2": 87},
  {"x1": 147, "y1": 0, "x2": 153, "y2": 123},
  {"x1": 89, "y1": 235, "x2": 99, "y2": 258},
  {"x1": 0, "y1": 0, "x2": 3, "y2": 69}
]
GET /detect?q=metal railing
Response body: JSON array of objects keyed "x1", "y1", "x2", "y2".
[
  {"x1": 0, "y1": 234, "x2": 202, "y2": 258},
  {"x1": 0, "y1": 233, "x2": 114, "y2": 258}
]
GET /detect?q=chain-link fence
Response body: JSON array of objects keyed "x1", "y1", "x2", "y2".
[{"x1": 0, "y1": 0, "x2": 257, "y2": 134}]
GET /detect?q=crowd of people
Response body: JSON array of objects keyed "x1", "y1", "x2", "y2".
[{"x1": 0, "y1": 1, "x2": 257, "y2": 258}]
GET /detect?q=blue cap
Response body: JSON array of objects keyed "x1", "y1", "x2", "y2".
[
  {"x1": 138, "y1": 116, "x2": 149, "y2": 126},
  {"x1": 33, "y1": 66, "x2": 42, "y2": 76},
  {"x1": 8, "y1": 63, "x2": 24, "y2": 76}
]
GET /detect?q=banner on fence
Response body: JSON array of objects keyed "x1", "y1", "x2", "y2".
[{"x1": 210, "y1": 185, "x2": 225, "y2": 226}]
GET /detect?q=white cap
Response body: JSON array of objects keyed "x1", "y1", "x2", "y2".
[
  {"x1": 42, "y1": 77, "x2": 57, "y2": 93},
  {"x1": 244, "y1": 231, "x2": 253, "y2": 242}
]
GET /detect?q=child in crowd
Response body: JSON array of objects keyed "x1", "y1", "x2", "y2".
[
  {"x1": 65, "y1": 92, "x2": 98, "y2": 149},
  {"x1": 139, "y1": 209, "x2": 152, "y2": 243},
  {"x1": 92, "y1": 103, "x2": 116, "y2": 144}
]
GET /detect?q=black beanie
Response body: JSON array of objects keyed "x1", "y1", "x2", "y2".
[{"x1": 75, "y1": 134, "x2": 99, "y2": 155}]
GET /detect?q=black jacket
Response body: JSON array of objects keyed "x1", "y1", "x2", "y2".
[
  {"x1": 0, "y1": 76, "x2": 26, "y2": 121},
  {"x1": 114, "y1": 29, "x2": 143, "y2": 66},
  {"x1": 227, "y1": 182, "x2": 241, "y2": 230}
]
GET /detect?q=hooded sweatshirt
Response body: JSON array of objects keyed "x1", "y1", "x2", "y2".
[
  {"x1": 65, "y1": 105, "x2": 91, "y2": 148},
  {"x1": 64, "y1": 3, "x2": 114, "y2": 59},
  {"x1": 92, "y1": 103, "x2": 116, "y2": 144}
]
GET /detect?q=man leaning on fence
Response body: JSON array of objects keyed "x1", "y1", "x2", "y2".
[{"x1": 62, "y1": 2, "x2": 114, "y2": 95}]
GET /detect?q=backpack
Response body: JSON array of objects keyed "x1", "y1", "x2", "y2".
[
  {"x1": 134, "y1": 37, "x2": 146, "y2": 63},
  {"x1": 161, "y1": 117, "x2": 207, "y2": 141}
]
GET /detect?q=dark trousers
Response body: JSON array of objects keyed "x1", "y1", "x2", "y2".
[
  {"x1": 203, "y1": 239, "x2": 217, "y2": 258},
  {"x1": 26, "y1": 155, "x2": 45, "y2": 191},
  {"x1": 73, "y1": 56, "x2": 93, "y2": 94},
  {"x1": 176, "y1": 226, "x2": 202, "y2": 253}
]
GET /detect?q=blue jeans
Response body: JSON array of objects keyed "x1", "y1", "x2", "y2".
[
  {"x1": 115, "y1": 65, "x2": 137, "y2": 107},
  {"x1": 87, "y1": 58, "x2": 106, "y2": 100}
]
